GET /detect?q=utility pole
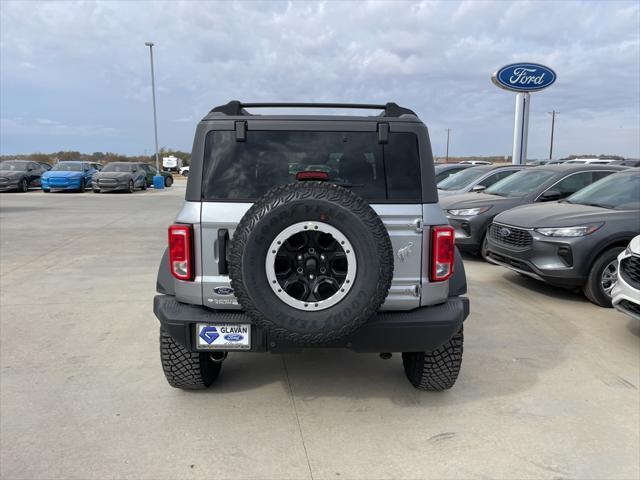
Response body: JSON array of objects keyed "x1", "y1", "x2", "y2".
[
  {"x1": 548, "y1": 110, "x2": 558, "y2": 160},
  {"x1": 145, "y1": 41, "x2": 164, "y2": 189},
  {"x1": 445, "y1": 128, "x2": 451, "y2": 163}
]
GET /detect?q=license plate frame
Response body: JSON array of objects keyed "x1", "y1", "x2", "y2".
[{"x1": 196, "y1": 323, "x2": 251, "y2": 350}]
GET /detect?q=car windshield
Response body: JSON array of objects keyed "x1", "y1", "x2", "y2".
[
  {"x1": 102, "y1": 163, "x2": 134, "y2": 173},
  {"x1": 0, "y1": 161, "x2": 28, "y2": 171},
  {"x1": 52, "y1": 162, "x2": 83, "y2": 171},
  {"x1": 485, "y1": 170, "x2": 557, "y2": 197},
  {"x1": 566, "y1": 172, "x2": 640, "y2": 210},
  {"x1": 435, "y1": 166, "x2": 466, "y2": 183},
  {"x1": 437, "y1": 167, "x2": 490, "y2": 191}
]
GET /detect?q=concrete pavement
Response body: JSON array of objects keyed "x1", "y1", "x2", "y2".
[{"x1": 1, "y1": 184, "x2": 638, "y2": 479}]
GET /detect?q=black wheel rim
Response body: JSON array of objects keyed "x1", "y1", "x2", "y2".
[{"x1": 266, "y1": 221, "x2": 356, "y2": 311}]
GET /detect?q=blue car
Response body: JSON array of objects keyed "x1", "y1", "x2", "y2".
[{"x1": 41, "y1": 161, "x2": 98, "y2": 192}]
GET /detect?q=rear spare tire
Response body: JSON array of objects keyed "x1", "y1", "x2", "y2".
[{"x1": 229, "y1": 182, "x2": 393, "y2": 345}]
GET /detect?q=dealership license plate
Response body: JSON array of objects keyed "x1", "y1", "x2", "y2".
[{"x1": 196, "y1": 323, "x2": 251, "y2": 350}]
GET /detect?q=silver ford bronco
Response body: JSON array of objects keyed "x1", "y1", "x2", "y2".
[{"x1": 154, "y1": 101, "x2": 470, "y2": 391}]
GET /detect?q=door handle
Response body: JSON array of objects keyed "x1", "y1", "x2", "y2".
[{"x1": 218, "y1": 229, "x2": 229, "y2": 274}]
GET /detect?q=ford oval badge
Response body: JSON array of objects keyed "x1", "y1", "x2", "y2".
[
  {"x1": 213, "y1": 286, "x2": 234, "y2": 296},
  {"x1": 492, "y1": 63, "x2": 556, "y2": 92},
  {"x1": 224, "y1": 333, "x2": 244, "y2": 342}
]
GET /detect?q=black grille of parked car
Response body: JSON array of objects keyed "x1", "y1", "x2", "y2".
[
  {"x1": 618, "y1": 299, "x2": 640, "y2": 317},
  {"x1": 488, "y1": 223, "x2": 532, "y2": 249},
  {"x1": 487, "y1": 251, "x2": 535, "y2": 273},
  {"x1": 98, "y1": 178, "x2": 118, "y2": 187},
  {"x1": 620, "y1": 255, "x2": 640, "y2": 289}
]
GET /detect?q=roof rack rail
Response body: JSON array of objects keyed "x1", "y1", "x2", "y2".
[{"x1": 209, "y1": 101, "x2": 416, "y2": 117}]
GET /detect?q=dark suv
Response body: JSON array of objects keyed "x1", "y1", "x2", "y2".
[
  {"x1": 487, "y1": 169, "x2": 640, "y2": 307},
  {"x1": 153, "y1": 101, "x2": 470, "y2": 391}
]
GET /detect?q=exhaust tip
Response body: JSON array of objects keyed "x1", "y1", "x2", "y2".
[{"x1": 379, "y1": 352, "x2": 392, "y2": 360}]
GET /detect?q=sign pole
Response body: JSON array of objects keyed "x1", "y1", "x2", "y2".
[
  {"x1": 511, "y1": 92, "x2": 530, "y2": 165},
  {"x1": 492, "y1": 63, "x2": 556, "y2": 166},
  {"x1": 445, "y1": 128, "x2": 450, "y2": 162},
  {"x1": 548, "y1": 110, "x2": 557, "y2": 160}
]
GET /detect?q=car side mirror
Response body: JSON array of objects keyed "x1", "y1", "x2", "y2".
[
  {"x1": 471, "y1": 184, "x2": 486, "y2": 192},
  {"x1": 132, "y1": 167, "x2": 138, "y2": 172},
  {"x1": 539, "y1": 189, "x2": 561, "y2": 201}
]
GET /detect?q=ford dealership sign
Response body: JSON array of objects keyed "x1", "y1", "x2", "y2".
[{"x1": 492, "y1": 63, "x2": 556, "y2": 92}]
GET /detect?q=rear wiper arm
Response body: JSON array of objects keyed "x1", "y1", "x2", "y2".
[{"x1": 330, "y1": 181, "x2": 363, "y2": 189}]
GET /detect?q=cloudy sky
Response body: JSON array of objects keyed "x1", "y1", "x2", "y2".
[{"x1": 1, "y1": 0, "x2": 639, "y2": 159}]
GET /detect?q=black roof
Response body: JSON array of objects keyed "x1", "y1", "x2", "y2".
[{"x1": 206, "y1": 100, "x2": 417, "y2": 120}]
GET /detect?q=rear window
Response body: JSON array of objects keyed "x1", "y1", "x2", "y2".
[{"x1": 201, "y1": 131, "x2": 421, "y2": 202}]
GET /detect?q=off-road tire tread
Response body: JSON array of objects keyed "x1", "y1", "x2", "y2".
[
  {"x1": 229, "y1": 181, "x2": 393, "y2": 345},
  {"x1": 159, "y1": 328, "x2": 220, "y2": 389},
  {"x1": 402, "y1": 327, "x2": 463, "y2": 391}
]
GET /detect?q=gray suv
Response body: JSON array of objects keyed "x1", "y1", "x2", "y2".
[
  {"x1": 487, "y1": 169, "x2": 640, "y2": 307},
  {"x1": 153, "y1": 101, "x2": 470, "y2": 391}
]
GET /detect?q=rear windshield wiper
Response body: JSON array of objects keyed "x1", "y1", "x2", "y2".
[{"x1": 330, "y1": 181, "x2": 363, "y2": 189}]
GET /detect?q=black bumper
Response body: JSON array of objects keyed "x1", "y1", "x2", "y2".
[{"x1": 154, "y1": 295, "x2": 469, "y2": 353}]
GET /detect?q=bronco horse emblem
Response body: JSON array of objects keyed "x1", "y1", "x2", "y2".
[{"x1": 397, "y1": 242, "x2": 414, "y2": 261}]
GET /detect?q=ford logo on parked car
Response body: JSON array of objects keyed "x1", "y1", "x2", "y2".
[
  {"x1": 213, "y1": 286, "x2": 234, "y2": 296},
  {"x1": 224, "y1": 333, "x2": 244, "y2": 342},
  {"x1": 492, "y1": 63, "x2": 556, "y2": 92}
]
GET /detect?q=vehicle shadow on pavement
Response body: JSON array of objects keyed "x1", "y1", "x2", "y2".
[
  {"x1": 191, "y1": 344, "x2": 565, "y2": 407},
  {"x1": 502, "y1": 272, "x2": 587, "y2": 304},
  {"x1": 627, "y1": 319, "x2": 640, "y2": 337}
]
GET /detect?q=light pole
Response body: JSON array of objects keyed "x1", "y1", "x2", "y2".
[
  {"x1": 145, "y1": 41, "x2": 164, "y2": 189},
  {"x1": 445, "y1": 128, "x2": 451, "y2": 163},
  {"x1": 548, "y1": 110, "x2": 558, "y2": 160}
]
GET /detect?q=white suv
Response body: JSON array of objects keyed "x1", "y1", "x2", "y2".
[{"x1": 612, "y1": 235, "x2": 640, "y2": 320}]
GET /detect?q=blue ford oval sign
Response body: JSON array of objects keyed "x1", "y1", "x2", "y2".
[{"x1": 492, "y1": 63, "x2": 556, "y2": 92}]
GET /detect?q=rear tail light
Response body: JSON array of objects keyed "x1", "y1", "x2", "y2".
[
  {"x1": 168, "y1": 224, "x2": 193, "y2": 281},
  {"x1": 430, "y1": 226, "x2": 455, "y2": 282}
]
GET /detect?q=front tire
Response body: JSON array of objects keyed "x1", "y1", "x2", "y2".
[
  {"x1": 128, "y1": 180, "x2": 134, "y2": 193},
  {"x1": 164, "y1": 176, "x2": 173, "y2": 187},
  {"x1": 402, "y1": 327, "x2": 463, "y2": 391},
  {"x1": 583, "y1": 247, "x2": 624, "y2": 307},
  {"x1": 79, "y1": 179, "x2": 85, "y2": 193},
  {"x1": 19, "y1": 178, "x2": 28, "y2": 192},
  {"x1": 479, "y1": 233, "x2": 489, "y2": 262},
  {"x1": 160, "y1": 329, "x2": 221, "y2": 390}
]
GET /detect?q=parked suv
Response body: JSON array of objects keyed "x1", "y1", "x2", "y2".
[
  {"x1": 0, "y1": 160, "x2": 45, "y2": 192},
  {"x1": 153, "y1": 101, "x2": 470, "y2": 391},
  {"x1": 437, "y1": 164, "x2": 527, "y2": 197},
  {"x1": 486, "y1": 169, "x2": 640, "y2": 307},
  {"x1": 92, "y1": 162, "x2": 147, "y2": 193},
  {"x1": 441, "y1": 165, "x2": 625, "y2": 259},
  {"x1": 612, "y1": 236, "x2": 640, "y2": 320}
]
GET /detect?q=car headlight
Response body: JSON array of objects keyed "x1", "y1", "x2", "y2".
[
  {"x1": 446, "y1": 206, "x2": 491, "y2": 217},
  {"x1": 535, "y1": 224, "x2": 603, "y2": 237}
]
